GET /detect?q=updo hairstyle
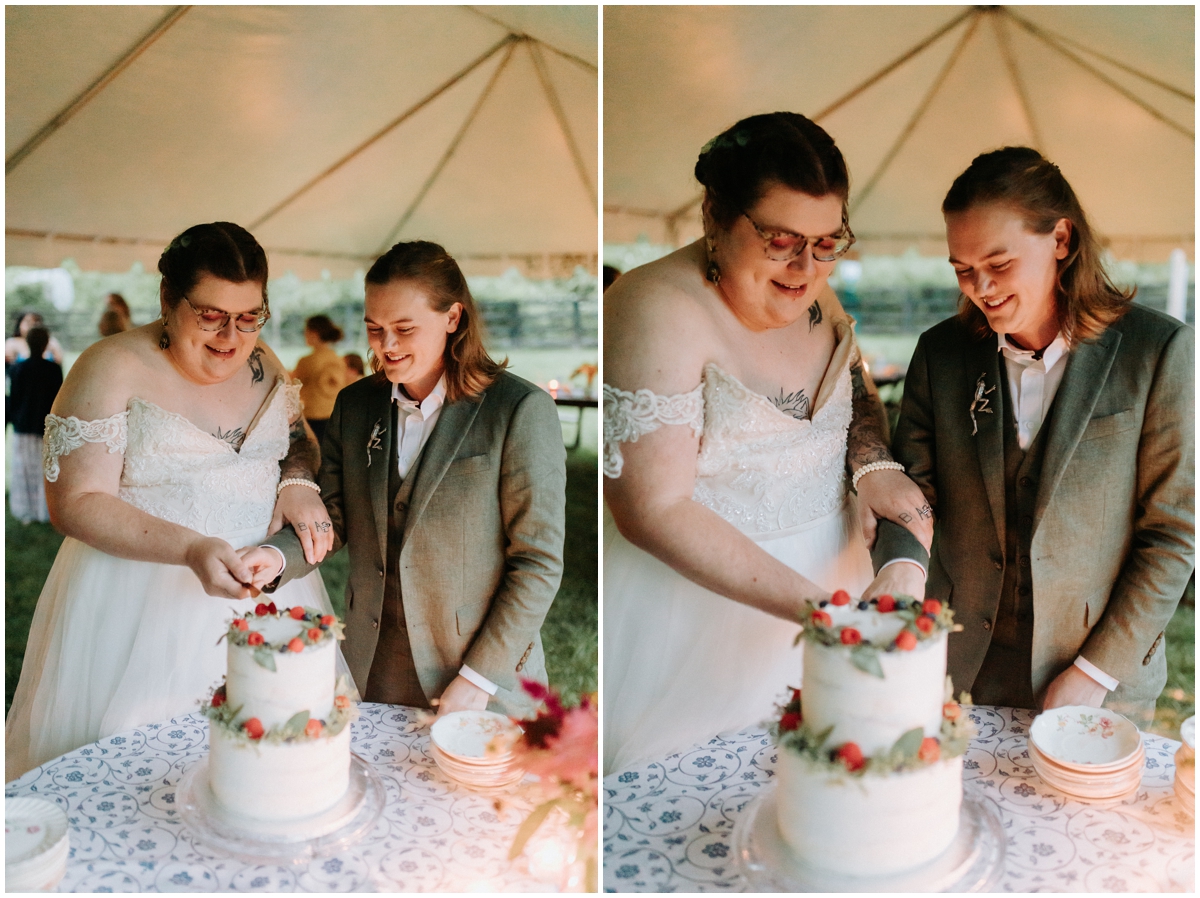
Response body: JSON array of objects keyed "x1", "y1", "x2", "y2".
[
  {"x1": 365, "y1": 240, "x2": 507, "y2": 402},
  {"x1": 158, "y1": 222, "x2": 269, "y2": 310},
  {"x1": 943, "y1": 146, "x2": 1132, "y2": 342},
  {"x1": 305, "y1": 314, "x2": 344, "y2": 344},
  {"x1": 695, "y1": 112, "x2": 850, "y2": 229}
]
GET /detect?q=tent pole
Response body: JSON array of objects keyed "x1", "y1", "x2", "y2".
[
  {"x1": 1003, "y1": 9, "x2": 1193, "y2": 140},
  {"x1": 529, "y1": 41, "x2": 597, "y2": 208},
  {"x1": 989, "y1": 11, "x2": 1043, "y2": 151},
  {"x1": 812, "y1": 7, "x2": 974, "y2": 122},
  {"x1": 464, "y1": 8, "x2": 597, "y2": 73},
  {"x1": 250, "y1": 34, "x2": 518, "y2": 231},
  {"x1": 851, "y1": 13, "x2": 982, "y2": 215},
  {"x1": 6, "y1": 6, "x2": 191, "y2": 175},
  {"x1": 376, "y1": 39, "x2": 519, "y2": 253}
]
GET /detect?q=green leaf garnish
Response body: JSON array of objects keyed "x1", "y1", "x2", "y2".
[
  {"x1": 850, "y1": 644, "x2": 885, "y2": 678},
  {"x1": 253, "y1": 647, "x2": 277, "y2": 671}
]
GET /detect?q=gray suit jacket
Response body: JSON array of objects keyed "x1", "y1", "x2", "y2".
[
  {"x1": 893, "y1": 305, "x2": 1194, "y2": 712},
  {"x1": 269, "y1": 371, "x2": 567, "y2": 716}
]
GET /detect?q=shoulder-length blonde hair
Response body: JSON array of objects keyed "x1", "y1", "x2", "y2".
[
  {"x1": 364, "y1": 241, "x2": 507, "y2": 402},
  {"x1": 943, "y1": 147, "x2": 1133, "y2": 343}
]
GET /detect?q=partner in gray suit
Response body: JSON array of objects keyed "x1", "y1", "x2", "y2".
[
  {"x1": 243, "y1": 241, "x2": 566, "y2": 718},
  {"x1": 893, "y1": 148, "x2": 1194, "y2": 727}
]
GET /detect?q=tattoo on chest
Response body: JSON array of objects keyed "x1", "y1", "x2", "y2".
[
  {"x1": 807, "y1": 299, "x2": 823, "y2": 332},
  {"x1": 213, "y1": 426, "x2": 247, "y2": 450},
  {"x1": 772, "y1": 387, "x2": 812, "y2": 421},
  {"x1": 247, "y1": 347, "x2": 265, "y2": 384}
]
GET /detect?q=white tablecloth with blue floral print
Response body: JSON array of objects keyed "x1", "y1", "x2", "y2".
[
  {"x1": 4, "y1": 704, "x2": 559, "y2": 892},
  {"x1": 603, "y1": 706, "x2": 1195, "y2": 892}
]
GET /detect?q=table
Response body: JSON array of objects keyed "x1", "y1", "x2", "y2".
[
  {"x1": 553, "y1": 396, "x2": 597, "y2": 451},
  {"x1": 5, "y1": 704, "x2": 564, "y2": 892},
  {"x1": 603, "y1": 707, "x2": 1195, "y2": 892}
]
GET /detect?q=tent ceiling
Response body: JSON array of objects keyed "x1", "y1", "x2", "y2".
[
  {"x1": 6, "y1": 5, "x2": 597, "y2": 277},
  {"x1": 604, "y1": 5, "x2": 1193, "y2": 261}
]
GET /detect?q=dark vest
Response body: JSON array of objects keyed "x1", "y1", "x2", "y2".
[
  {"x1": 970, "y1": 370, "x2": 1054, "y2": 708},
  {"x1": 362, "y1": 403, "x2": 428, "y2": 706}
]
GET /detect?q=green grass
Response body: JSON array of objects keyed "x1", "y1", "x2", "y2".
[{"x1": 5, "y1": 448, "x2": 598, "y2": 713}]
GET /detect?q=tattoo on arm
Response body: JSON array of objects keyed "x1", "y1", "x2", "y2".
[
  {"x1": 279, "y1": 416, "x2": 320, "y2": 481},
  {"x1": 807, "y1": 299, "x2": 823, "y2": 332},
  {"x1": 247, "y1": 347, "x2": 265, "y2": 384},
  {"x1": 213, "y1": 426, "x2": 247, "y2": 451},
  {"x1": 772, "y1": 387, "x2": 812, "y2": 421},
  {"x1": 846, "y1": 359, "x2": 895, "y2": 472}
]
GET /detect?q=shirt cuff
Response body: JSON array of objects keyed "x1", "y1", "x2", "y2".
[
  {"x1": 1074, "y1": 655, "x2": 1119, "y2": 692},
  {"x1": 878, "y1": 557, "x2": 929, "y2": 578},
  {"x1": 458, "y1": 664, "x2": 499, "y2": 696},
  {"x1": 259, "y1": 544, "x2": 287, "y2": 575}
]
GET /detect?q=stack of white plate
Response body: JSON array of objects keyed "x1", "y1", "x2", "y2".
[
  {"x1": 6, "y1": 797, "x2": 69, "y2": 891},
  {"x1": 1175, "y1": 716, "x2": 1195, "y2": 817},
  {"x1": 429, "y1": 710, "x2": 525, "y2": 790},
  {"x1": 1028, "y1": 705, "x2": 1144, "y2": 800}
]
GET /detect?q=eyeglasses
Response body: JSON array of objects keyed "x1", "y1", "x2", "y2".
[
  {"x1": 743, "y1": 211, "x2": 856, "y2": 262},
  {"x1": 181, "y1": 295, "x2": 270, "y2": 333}
]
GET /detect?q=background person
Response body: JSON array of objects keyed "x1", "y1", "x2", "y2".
[
  {"x1": 292, "y1": 314, "x2": 345, "y2": 444},
  {"x1": 6, "y1": 326, "x2": 63, "y2": 524}
]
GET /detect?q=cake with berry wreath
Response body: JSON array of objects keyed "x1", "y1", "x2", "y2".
[
  {"x1": 202, "y1": 602, "x2": 358, "y2": 822},
  {"x1": 770, "y1": 591, "x2": 973, "y2": 877}
]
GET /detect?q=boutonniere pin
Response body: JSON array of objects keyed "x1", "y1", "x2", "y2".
[
  {"x1": 969, "y1": 372, "x2": 995, "y2": 436},
  {"x1": 366, "y1": 419, "x2": 383, "y2": 466}
]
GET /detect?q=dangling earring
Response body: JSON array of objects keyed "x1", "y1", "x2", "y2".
[
  {"x1": 159, "y1": 314, "x2": 170, "y2": 350},
  {"x1": 705, "y1": 236, "x2": 721, "y2": 285}
]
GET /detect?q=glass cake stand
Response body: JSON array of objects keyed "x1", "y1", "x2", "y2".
[
  {"x1": 733, "y1": 784, "x2": 1005, "y2": 892},
  {"x1": 177, "y1": 753, "x2": 386, "y2": 863}
]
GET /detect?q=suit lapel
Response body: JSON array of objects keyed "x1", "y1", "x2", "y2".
[
  {"x1": 966, "y1": 337, "x2": 1007, "y2": 550},
  {"x1": 1033, "y1": 328, "x2": 1121, "y2": 533},
  {"x1": 404, "y1": 394, "x2": 484, "y2": 539},
  {"x1": 365, "y1": 378, "x2": 394, "y2": 566}
]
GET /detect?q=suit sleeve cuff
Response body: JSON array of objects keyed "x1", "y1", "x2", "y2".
[
  {"x1": 878, "y1": 557, "x2": 928, "y2": 578},
  {"x1": 870, "y1": 519, "x2": 930, "y2": 576},
  {"x1": 458, "y1": 664, "x2": 499, "y2": 696},
  {"x1": 259, "y1": 545, "x2": 287, "y2": 574},
  {"x1": 1074, "y1": 655, "x2": 1119, "y2": 692}
]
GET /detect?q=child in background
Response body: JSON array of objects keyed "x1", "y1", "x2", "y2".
[{"x1": 6, "y1": 327, "x2": 63, "y2": 523}]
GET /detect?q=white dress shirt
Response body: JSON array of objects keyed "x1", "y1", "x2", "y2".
[
  {"x1": 391, "y1": 377, "x2": 498, "y2": 697},
  {"x1": 996, "y1": 332, "x2": 1119, "y2": 693}
]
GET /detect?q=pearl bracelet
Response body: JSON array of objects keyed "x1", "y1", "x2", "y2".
[
  {"x1": 277, "y1": 478, "x2": 321, "y2": 496},
  {"x1": 851, "y1": 460, "x2": 905, "y2": 491}
]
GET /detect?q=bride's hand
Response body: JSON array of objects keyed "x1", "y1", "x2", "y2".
[
  {"x1": 855, "y1": 468, "x2": 934, "y2": 551},
  {"x1": 861, "y1": 561, "x2": 927, "y2": 603},
  {"x1": 185, "y1": 537, "x2": 256, "y2": 599},
  {"x1": 269, "y1": 484, "x2": 334, "y2": 566},
  {"x1": 238, "y1": 546, "x2": 285, "y2": 591}
]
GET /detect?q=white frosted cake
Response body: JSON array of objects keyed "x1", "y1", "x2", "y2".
[
  {"x1": 202, "y1": 603, "x2": 358, "y2": 822},
  {"x1": 772, "y1": 592, "x2": 972, "y2": 877}
]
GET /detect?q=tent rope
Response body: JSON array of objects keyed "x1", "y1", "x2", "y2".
[
  {"x1": 529, "y1": 41, "x2": 597, "y2": 209},
  {"x1": 851, "y1": 12, "x2": 982, "y2": 214},
  {"x1": 989, "y1": 11, "x2": 1044, "y2": 151},
  {"x1": 812, "y1": 7, "x2": 975, "y2": 122},
  {"x1": 376, "y1": 39, "x2": 519, "y2": 253},
  {"x1": 1003, "y1": 9, "x2": 1194, "y2": 141},
  {"x1": 6, "y1": 6, "x2": 191, "y2": 175},
  {"x1": 250, "y1": 34, "x2": 517, "y2": 231},
  {"x1": 1003, "y1": 9, "x2": 1193, "y2": 102}
]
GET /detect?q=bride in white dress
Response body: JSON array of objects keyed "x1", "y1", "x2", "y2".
[
  {"x1": 6, "y1": 223, "x2": 338, "y2": 782},
  {"x1": 603, "y1": 114, "x2": 932, "y2": 774}
]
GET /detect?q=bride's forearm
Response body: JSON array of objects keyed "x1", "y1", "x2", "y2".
[
  {"x1": 49, "y1": 491, "x2": 210, "y2": 565},
  {"x1": 612, "y1": 500, "x2": 830, "y2": 621}
]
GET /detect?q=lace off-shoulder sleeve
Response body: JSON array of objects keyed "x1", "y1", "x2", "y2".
[
  {"x1": 603, "y1": 382, "x2": 704, "y2": 479},
  {"x1": 43, "y1": 412, "x2": 128, "y2": 482},
  {"x1": 283, "y1": 382, "x2": 303, "y2": 421}
]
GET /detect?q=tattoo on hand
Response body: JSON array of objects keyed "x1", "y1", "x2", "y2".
[
  {"x1": 899, "y1": 512, "x2": 913, "y2": 523},
  {"x1": 772, "y1": 387, "x2": 812, "y2": 421},
  {"x1": 213, "y1": 426, "x2": 246, "y2": 450},
  {"x1": 248, "y1": 347, "x2": 265, "y2": 384},
  {"x1": 917, "y1": 504, "x2": 933, "y2": 520},
  {"x1": 297, "y1": 522, "x2": 308, "y2": 531},
  {"x1": 807, "y1": 299, "x2": 823, "y2": 332}
]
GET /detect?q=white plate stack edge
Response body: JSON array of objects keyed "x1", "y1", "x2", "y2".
[
  {"x1": 1175, "y1": 716, "x2": 1194, "y2": 817},
  {"x1": 6, "y1": 797, "x2": 70, "y2": 891}
]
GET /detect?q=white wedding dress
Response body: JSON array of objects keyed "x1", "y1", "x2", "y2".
[
  {"x1": 603, "y1": 323, "x2": 874, "y2": 774},
  {"x1": 5, "y1": 379, "x2": 334, "y2": 782}
]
